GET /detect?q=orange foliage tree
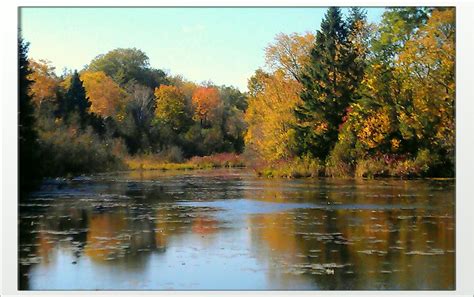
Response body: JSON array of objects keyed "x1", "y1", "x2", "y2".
[
  {"x1": 191, "y1": 87, "x2": 221, "y2": 127},
  {"x1": 27, "y1": 59, "x2": 58, "y2": 105},
  {"x1": 80, "y1": 71, "x2": 126, "y2": 118}
]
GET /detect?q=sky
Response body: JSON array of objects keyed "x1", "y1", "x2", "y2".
[{"x1": 20, "y1": 7, "x2": 385, "y2": 91}]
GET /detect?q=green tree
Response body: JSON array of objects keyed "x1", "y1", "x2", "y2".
[
  {"x1": 87, "y1": 48, "x2": 168, "y2": 89},
  {"x1": 294, "y1": 7, "x2": 363, "y2": 160},
  {"x1": 57, "y1": 70, "x2": 92, "y2": 127},
  {"x1": 19, "y1": 37, "x2": 41, "y2": 193}
]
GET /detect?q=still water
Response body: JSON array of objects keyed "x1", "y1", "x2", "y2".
[{"x1": 19, "y1": 169, "x2": 455, "y2": 290}]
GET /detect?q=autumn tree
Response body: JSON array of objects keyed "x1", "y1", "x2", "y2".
[
  {"x1": 264, "y1": 32, "x2": 315, "y2": 81},
  {"x1": 80, "y1": 71, "x2": 126, "y2": 119},
  {"x1": 27, "y1": 59, "x2": 59, "y2": 106},
  {"x1": 191, "y1": 87, "x2": 221, "y2": 127},
  {"x1": 154, "y1": 85, "x2": 188, "y2": 131},
  {"x1": 396, "y1": 8, "x2": 455, "y2": 172},
  {"x1": 245, "y1": 69, "x2": 301, "y2": 161}
]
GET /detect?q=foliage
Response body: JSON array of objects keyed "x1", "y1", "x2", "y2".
[
  {"x1": 87, "y1": 48, "x2": 168, "y2": 89},
  {"x1": 154, "y1": 85, "x2": 188, "y2": 131},
  {"x1": 254, "y1": 156, "x2": 322, "y2": 178},
  {"x1": 189, "y1": 153, "x2": 246, "y2": 168},
  {"x1": 19, "y1": 7, "x2": 455, "y2": 182},
  {"x1": 80, "y1": 71, "x2": 127, "y2": 118},
  {"x1": 27, "y1": 59, "x2": 59, "y2": 105},
  {"x1": 19, "y1": 36, "x2": 42, "y2": 193},
  {"x1": 245, "y1": 69, "x2": 301, "y2": 161},
  {"x1": 38, "y1": 125, "x2": 125, "y2": 177},
  {"x1": 57, "y1": 70, "x2": 92, "y2": 126},
  {"x1": 191, "y1": 87, "x2": 222, "y2": 127},
  {"x1": 265, "y1": 32, "x2": 315, "y2": 81},
  {"x1": 294, "y1": 7, "x2": 366, "y2": 160}
]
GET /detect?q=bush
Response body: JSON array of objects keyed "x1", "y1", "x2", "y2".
[
  {"x1": 189, "y1": 153, "x2": 246, "y2": 168},
  {"x1": 355, "y1": 158, "x2": 387, "y2": 178},
  {"x1": 255, "y1": 156, "x2": 322, "y2": 178},
  {"x1": 39, "y1": 126, "x2": 124, "y2": 177},
  {"x1": 157, "y1": 145, "x2": 184, "y2": 163}
]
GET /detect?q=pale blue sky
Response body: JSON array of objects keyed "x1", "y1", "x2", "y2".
[{"x1": 20, "y1": 7, "x2": 385, "y2": 91}]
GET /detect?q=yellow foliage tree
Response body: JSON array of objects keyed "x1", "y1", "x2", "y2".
[
  {"x1": 264, "y1": 32, "x2": 315, "y2": 81},
  {"x1": 80, "y1": 71, "x2": 126, "y2": 118},
  {"x1": 154, "y1": 85, "x2": 187, "y2": 130},
  {"x1": 244, "y1": 70, "x2": 302, "y2": 161},
  {"x1": 27, "y1": 59, "x2": 58, "y2": 105}
]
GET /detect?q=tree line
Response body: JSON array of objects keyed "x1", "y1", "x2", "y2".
[
  {"x1": 245, "y1": 7, "x2": 454, "y2": 178},
  {"x1": 19, "y1": 7, "x2": 455, "y2": 192}
]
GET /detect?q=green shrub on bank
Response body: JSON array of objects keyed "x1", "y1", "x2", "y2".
[{"x1": 39, "y1": 126, "x2": 125, "y2": 177}]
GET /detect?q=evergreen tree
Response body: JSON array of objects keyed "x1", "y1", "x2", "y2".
[
  {"x1": 294, "y1": 7, "x2": 363, "y2": 160},
  {"x1": 19, "y1": 36, "x2": 41, "y2": 194},
  {"x1": 58, "y1": 70, "x2": 92, "y2": 127}
]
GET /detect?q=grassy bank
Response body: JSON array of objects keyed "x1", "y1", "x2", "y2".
[
  {"x1": 252, "y1": 153, "x2": 454, "y2": 179},
  {"x1": 125, "y1": 153, "x2": 246, "y2": 171}
]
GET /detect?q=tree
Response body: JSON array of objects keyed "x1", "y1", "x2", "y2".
[
  {"x1": 294, "y1": 7, "x2": 362, "y2": 160},
  {"x1": 245, "y1": 70, "x2": 301, "y2": 161},
  {"x1": 372, "y1": 8, "x2": 429, "y2": 62},
  {"x1": 154, "y1": 85, "x2": 188, "y2": 131},
  {"x1": 120, "y1": 83, "x2": 156, "y2": 153},
  {"x1": 57, "y1": 70, "x2": 91, "y2": 127},
  {"x1": 27, "y1": 59, "x2": 59, "y2": 106},
  {"x1": 264, "y1": 32, "x2": 315, "y2": 81},
  {"x1": 87, "y1": 48, "x2": 168, "y2": 89},
  {"x1": 19, "y1": 37, "x2": 41, "y2": 193},
  {"x1": 80, "y1": 71, "x2": 126, "y2": 118},
  {"x1": 191, "y1": 87, "x2": 221, "y2": 127},
  {"x1": 396, "y1": 8, "x2": 455, "y2": 170}
]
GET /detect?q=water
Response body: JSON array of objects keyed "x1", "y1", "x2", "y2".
[{"x1": 19, "y1": 169, "x2": 455, "y2": 290}]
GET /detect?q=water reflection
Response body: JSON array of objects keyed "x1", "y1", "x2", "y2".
[{"x1": 19, "y1": 170, "x2": 454, "y2": 290}]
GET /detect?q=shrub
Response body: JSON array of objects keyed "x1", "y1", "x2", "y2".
[
  {"x1": 255, "y1": 156, "x2": 322, "y2": 178},
  {"x1": 355, "y1": 158, "x2": 387, "y2": 178}
]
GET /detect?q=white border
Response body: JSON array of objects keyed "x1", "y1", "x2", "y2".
[{"x1": 2, "y1": 0, "x2": 474, "y2": 296}]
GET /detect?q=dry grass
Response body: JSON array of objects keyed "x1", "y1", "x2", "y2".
[{"x1": 125, "y1": 153, "x2": 246, "y2": 171}]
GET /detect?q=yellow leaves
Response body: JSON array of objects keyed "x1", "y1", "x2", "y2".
[
  {"x1": 27, "y1": 59, "x2": 58, "y2": 105},
  {"x1": 154, "y1": 85, "x2": 187, "y2": 128},
  {"x1": 357, "y1": 108, "x2": 392, "y2": 149},
  {"x1": 391, "y1": 139, "x2": 400, "y2": 151},
  {"x1": 244, "y1": 70, "x2": 302, "y2": 161},
  {"x1": 313, "y1": 122, "x2": 328, "y2": 135},
  {"x1": 264, "y1": 32, "x2": 315, "y2": 80},
  {"x1": 80, "y1": 71, "x2": 126, "y2": 118}
]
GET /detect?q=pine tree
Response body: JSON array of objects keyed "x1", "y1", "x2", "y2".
[
  {"x1": 294, "y1": 7, "x2": 362, "y2": 160},
  {"x1": 19, "y1": 36, "x2": 41, "y2": 194},
  {"x1": 58, "y1": 70, "x2": 92, "y2": 127}
]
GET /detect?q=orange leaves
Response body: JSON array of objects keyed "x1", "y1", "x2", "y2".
[
  {"x1": 191, "y1": 87, "x2": 221, "y2": 125},
  {"x1": 27, "y1": 59, "x2": 58, "y2": 105},
  {"x1": 80, "y1": 71, "x2": 126, "y2": 118}
]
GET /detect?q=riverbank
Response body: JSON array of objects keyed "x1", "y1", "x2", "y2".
[
  {"x1": 123, "y1": 153, "x2": 454, "y2": 179},
  {"x1": 125, "y1": 153, "x2": 246, "y2": 171}
]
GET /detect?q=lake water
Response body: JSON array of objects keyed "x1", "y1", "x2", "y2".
[{"x1": 19, "y1": 169, "x2": 455, "y2": 290}]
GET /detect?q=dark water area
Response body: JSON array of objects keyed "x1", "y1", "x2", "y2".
[{"x1": 18, "y1": 169, "x2": 455, "y2": 290}]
